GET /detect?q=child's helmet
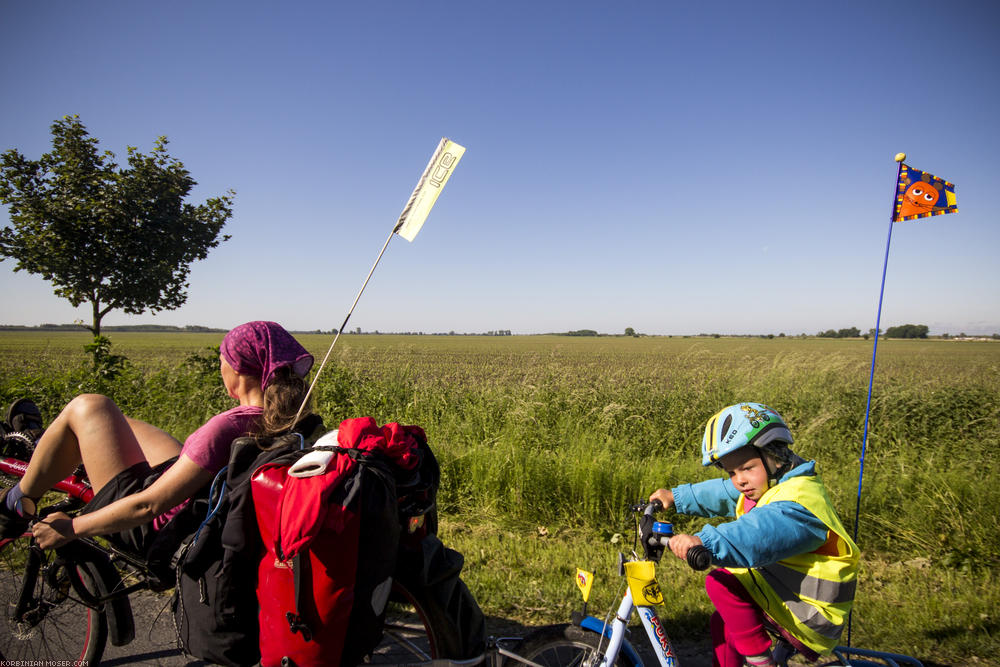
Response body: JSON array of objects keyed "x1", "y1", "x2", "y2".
[{"x1": 701, "y1": 402, "x2": 794, "y2": 467}]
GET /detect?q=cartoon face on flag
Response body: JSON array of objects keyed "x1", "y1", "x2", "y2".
[
  {"x1": 575, "y1": 568, "x2": 594, "y2": 602},
  {"x1": 893, "y1": 164, "x2": 957, "y2": 222}
]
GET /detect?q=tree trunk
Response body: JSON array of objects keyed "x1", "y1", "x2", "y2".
[{"x1": 91, "y1": 299, "x2": 102, "y2": 338}]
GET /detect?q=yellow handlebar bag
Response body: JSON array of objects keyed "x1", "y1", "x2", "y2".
[{"x1": 624, "y1": 561, "x2": 663, "y2": 606}]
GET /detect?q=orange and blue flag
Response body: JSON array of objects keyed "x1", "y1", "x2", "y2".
[{"x1": 893, "y1": 164, "x2": 957, "y2": 222}]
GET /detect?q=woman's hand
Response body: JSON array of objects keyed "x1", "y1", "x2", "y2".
[
  {"x1": 648, "y1": 488, "x2": 675, "y2": 510},
  {"x1": 31, "y1": 512, "x2": 77, "y2": 549},
  {"x1": 668, "y1": 532, "x2": 703, "y2": 561}
]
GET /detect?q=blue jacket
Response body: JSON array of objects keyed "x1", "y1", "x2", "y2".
[{"x1": 671, "y1": 461, "x2": 829, "y2": 568}]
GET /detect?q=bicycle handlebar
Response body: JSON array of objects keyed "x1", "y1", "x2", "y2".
[
  {"x1": 685, "y1": 545, "x2": 713, "y2": 570},
  {"x1": 645, "y1": 533, "x2": 713, "y2": 570},
  {"x1": 638, "y1": 500, "x2": 712, "y2": 571}
]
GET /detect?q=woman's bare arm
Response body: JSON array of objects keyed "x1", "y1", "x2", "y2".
[{"x1": 32, "y1": 456, "x2": 213, "y2": 549}]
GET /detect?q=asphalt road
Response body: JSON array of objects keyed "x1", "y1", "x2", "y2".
[
  {"x1": 101, "y1": 590, "x2": 714, "y2": 666},
  {"x1": 99, "y1": 590, "x2": 206, "y2": 666}
]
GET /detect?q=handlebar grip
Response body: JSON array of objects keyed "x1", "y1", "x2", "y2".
[{"x1": 686, "y1": 545, "x2": 712, "y2": 571}]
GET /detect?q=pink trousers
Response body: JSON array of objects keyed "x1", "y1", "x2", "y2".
[{"x1": 705, "y1": 568, "x2": 774, "y2": 667}]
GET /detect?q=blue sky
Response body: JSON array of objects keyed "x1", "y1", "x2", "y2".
[{"x1": 1, "y1": 1, "x2": 998, "y2": 335}]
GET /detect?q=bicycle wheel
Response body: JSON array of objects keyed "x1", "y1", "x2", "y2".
[
  {"x1": 512, "y1": 623, "x2": 637, "y2": 667},
  {"x1": 367, "y1": 580, "x2": 464, "y2": 663},
  {"x1": 0, "y1": 533, "x2": 108, "y2": 663}
]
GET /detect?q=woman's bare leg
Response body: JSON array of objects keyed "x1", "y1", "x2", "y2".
[
  {"x1": 124, "y1": 416, "x2": 183, "y2": 467},
  {"x1": 18, "y1": 394, "x2": 181, "y2": 499}
]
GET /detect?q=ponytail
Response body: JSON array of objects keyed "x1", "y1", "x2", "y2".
[{"x1": 259, "y1": 366, "x2": 312, "y2": 438}]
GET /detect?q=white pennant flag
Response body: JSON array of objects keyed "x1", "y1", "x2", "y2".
[{"x1": 394, "y1": 137, "x2": 466, "y2": 242}]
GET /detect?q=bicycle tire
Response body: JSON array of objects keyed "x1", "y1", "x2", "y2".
[
  {"x1": 0, "y1": 532, "x2": 108, "y2": 664},
  {"x1": 367, "y1": 579, "x2": 466, "y2": 663},
  {"x1": 511, "y1": 623, "x2": 639, "y2": 667}
]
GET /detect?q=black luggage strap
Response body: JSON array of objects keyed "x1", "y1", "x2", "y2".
[{"x1": 286, "y1": 551, "x2": 314, "y2": 642}]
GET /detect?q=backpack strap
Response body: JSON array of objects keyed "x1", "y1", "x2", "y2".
[
  {"x1": 280, "y1": 449, "x2": 377, "y2": 645},
  {"x1": 286, "y1": 551, "x2": 314, "y2": 642},
  {"x1": 191, "y1": 465, "x2": 229, "y2": 545}
]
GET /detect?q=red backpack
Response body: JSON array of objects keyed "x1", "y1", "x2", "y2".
[{"x1": 251, "y1": 417, "x2": 420, "y2": 666}]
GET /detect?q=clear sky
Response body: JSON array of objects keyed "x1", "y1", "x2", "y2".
[{"x1": 1, "y1": 1, "x2": 998, "y2": 335}]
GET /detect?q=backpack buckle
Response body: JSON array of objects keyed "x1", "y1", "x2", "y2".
[{"x1": 285, "y1": 612, "x2": 313, "y2": 642}]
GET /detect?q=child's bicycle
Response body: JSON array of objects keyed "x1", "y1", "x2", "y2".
[
  {"x1": 0, "y1": 430, "x2": 465, "y2": 665},
  {"x1": 509, "y1": 501, "x2": 925, "y2": 667}
]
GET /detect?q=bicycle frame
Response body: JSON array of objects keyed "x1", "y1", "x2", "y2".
[
  {"x1": 0, "y1": 455, "x2": 94, "y2": 502},
  {"x1": 583, "y1": 586, "x2": 678, "y2": 667},
  {"x1": 1, "y1": 452, "x2": 141, "y2": 647}
]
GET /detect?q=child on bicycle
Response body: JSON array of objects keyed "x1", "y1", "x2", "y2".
[
  {"x1": 0, "y1": 321, "x2": 314, "y2": 558},
  {"x1": 649, "y1": 402, "x2": 859, "y2": 667}
]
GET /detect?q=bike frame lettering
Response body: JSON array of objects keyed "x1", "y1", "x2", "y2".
[{"x1": 634, "y1": 602, "x2": 678, "y2": 667}]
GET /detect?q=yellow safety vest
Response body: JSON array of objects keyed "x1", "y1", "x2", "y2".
[{"x1": 729, "y1": 475, "x2": 859, "y2": 655}]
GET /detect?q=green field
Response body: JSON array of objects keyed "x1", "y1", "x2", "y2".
[{"x1": 2, "y1": 331, "x2": 998, "y2": 665}]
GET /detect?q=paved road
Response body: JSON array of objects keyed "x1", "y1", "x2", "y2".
[
  {"x1": 101, "y1": 590, "x2": 713, "y2": 666},
  {"x1": 99, "y1": 590, "x2": 205, "y2": 666}
]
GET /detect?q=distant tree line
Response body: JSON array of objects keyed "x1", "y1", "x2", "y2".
[
  {"x1": 883, "y1": 324, "x2": 929, "y2": 339},
  {"x1": 348, "y1": 329, "x2": 512, "y2": 336},
  {"x1": 0, "y1": 323, "x2": 229, "y2": 333},
  {"x1": 0, "y1": 324, "x2": 346, "y2": 335},
  {"x1": 815, "y1": 324, "x2": 932, "y2": 339},
  {"x1": 817, "y1": 327, "x2": 861, "y2": 338}
]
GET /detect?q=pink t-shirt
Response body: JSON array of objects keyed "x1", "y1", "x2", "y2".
[
  {"x1": 152, "y1": 405, "x2": 262, "y2": 530},
  {"x1": 180, "y1": 405, "x2": 264, "y2": 474}
]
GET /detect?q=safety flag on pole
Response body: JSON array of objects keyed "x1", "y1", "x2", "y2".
[
  {"x1": 394, "y1": 137, "x2": 466, "y2": 242},
  {"x1": 575, "y1": 568, "x2": 594, "y2": 602},
  {"x1": 892, "y1": 163, "x2": 958, "y2": 222}
]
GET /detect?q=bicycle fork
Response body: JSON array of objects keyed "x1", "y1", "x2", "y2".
[
  {"x1": 624, "y1": 560, "x2": 680, "y2": 667},
  {"x1": 13, "y1": 544, "x2": 45, "y2": 626},
  {"x1": 586, "y1": 569, "x2": 680, "y2": 667},
  {"x1": 634, "y1": 601, "x2": 680, "y2": 667},
  {"x1": 13, "y1": 544, "x2": 100, "y2": 627}
]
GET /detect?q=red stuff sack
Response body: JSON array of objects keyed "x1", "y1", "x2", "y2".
[{"x1": 252, "y1": 418, "x2": 419, "y2": 667}]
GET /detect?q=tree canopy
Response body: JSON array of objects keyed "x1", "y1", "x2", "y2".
[
  {"x1": 884, "y1": 324, "x2": 929, "y2": 339},
  {"x1": 817, "y1": 327, "x2": 861, "y2": 338},
  {"x1": 0, "y1": 116, "x2": 234, "y2": 336}
]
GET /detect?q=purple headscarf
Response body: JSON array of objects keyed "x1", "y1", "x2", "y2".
[{"x1": 220, "y1": 321, "x2": 314, "y2": 390}]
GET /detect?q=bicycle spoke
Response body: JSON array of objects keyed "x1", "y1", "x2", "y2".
[{"x1": 0, "y1": 536, "x2": 107, "y2": 662}]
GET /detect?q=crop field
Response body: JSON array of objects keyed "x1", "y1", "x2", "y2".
[{"x1": 1, "y1": 331, "x2": 998, "y2": 665}]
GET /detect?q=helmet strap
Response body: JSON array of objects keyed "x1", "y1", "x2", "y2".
[{"x1": 759, "y1": 451, "x2": 788, "y2": 485}]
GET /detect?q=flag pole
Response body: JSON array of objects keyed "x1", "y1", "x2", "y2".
[
  {"x1": 853, "y1": 153, "x2": 904, "y2": 541},
  {"x1": 293, "y1": 226, "x2": 400, "y2": 426},
  {"x1": 848, "y1": 152, "x2": 904, "y2": 645},
  {"x1": 291, "y1": 138, "x2": 466, "y2": 427}
]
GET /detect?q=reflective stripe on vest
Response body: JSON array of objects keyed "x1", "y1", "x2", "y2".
[
  {"x1": 756, "y1": 564, "x2": 856, "y2": 639},
  {"x1": 730, "y1": 474, "x2": 859, "y2": 654}
]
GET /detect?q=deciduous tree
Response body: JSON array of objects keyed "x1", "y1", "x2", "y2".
[{"x1": 0, "y1": 116, "x2": 233, "y2": 336}]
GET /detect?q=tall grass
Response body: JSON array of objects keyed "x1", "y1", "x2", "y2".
[{"x1": 2, "y1": 332, "x2": 997, "y2": 664}]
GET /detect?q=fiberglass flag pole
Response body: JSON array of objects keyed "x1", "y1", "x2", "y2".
[
  {"x1": 849, "y1": 153, "x2": 958, "y2": 645},
  {"x1": 852, "y1": 153, "x2": 905, "y2": 546},
  {"x1": 293, "y1": 138, "x2": 466, "y2": 426},
  {"x1": 847, "y1": 154, "x2": 904, "y2": 648},
  {"x1": 853, "y1": 153, "x2": 959, "y2": 544}
]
